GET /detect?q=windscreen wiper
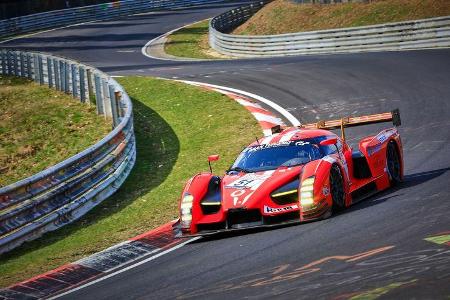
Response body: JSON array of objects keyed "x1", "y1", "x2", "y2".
[{"x1": 227, "y1": 167, "x2": 251, "y2": 173}]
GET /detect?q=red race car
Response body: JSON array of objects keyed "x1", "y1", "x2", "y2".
[{"x1": 175, "y1": 109, "x2": 403, "y2": 236}]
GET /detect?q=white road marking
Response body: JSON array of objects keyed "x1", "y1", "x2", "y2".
[
  {"x1": 235, "y1": 98, "x2": 262, "y2": 108},
  {"x1": 178, "y1": 80, "x2": 301, "y2": 127},
  {"x1": 49, "y1": 237, "x2": 200, "y2": 299},
  {"x1": 252, "y1": 112, "x2": 283, "y2": 124},
  {"x1": 141, "y1": 19, "x2": 214, "y2": 62}
]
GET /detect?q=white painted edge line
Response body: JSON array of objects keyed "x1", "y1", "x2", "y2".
[
  {"x1": 178, "y1": 80, "x2": 301, "y2": 127},
  {"x1": 0, "y1": 10, "x2": 170, "y2": 45},
  {"x1": 235, "y1": 98, "x2": 263, "y2": 108},
  {"x1": 49, "y1": 236, "x2": 201, "y2": 299},
  {"x1": 252, "y1": 112, "x2": 283, "y2": 124},
  {"x1": 141, "y1": 19, "x2": 213, "y2": 62}
]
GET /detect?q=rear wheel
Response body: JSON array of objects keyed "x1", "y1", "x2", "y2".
[
  {"x1": 330, "y1": 164, "x2": 345, "y2": 211},
  {"x1": 387, "y1": 141, "x2": 401, "y2": 185}
]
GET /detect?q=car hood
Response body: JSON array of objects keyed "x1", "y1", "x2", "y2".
[{"x1": 220, "y1": 166, "x2": 302, "y2": 210}]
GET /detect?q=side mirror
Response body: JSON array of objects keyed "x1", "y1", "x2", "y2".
[
  {"x1": 320, "y1": 137, "x2": 337, "y2": 146},
  {"x1": 208, "y1": 155, "x2": 220, "y2": 173},
  {"x1": 208, "y1": 155, "x2": 220, "y2": 162}
]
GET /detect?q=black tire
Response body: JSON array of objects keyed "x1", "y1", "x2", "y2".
[
  {"x1": 387, "y1": 141, "x2": 401, "y2": 185},
  {"x1": 330, "y1": 164, "x2": 345, "y2": 211}
]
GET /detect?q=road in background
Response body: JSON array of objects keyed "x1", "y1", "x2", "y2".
[{"x1": 3, "y1": 2, "x2": 450, "y2": 299}]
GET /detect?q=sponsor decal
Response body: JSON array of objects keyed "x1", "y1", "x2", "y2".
[
  {"x1": 230, "y1": 190, "x2": 246, "y2": 206},
  {"x1": 322, "y1": 156, "x2": 336, "y2": 164},
  {"x1": 322, "y1": 186, "x2": 330, "y2": 196},
  {"x1": 368, "y1": 144, "x2": 382, "y2": 156},
  {"x1": 375, "y1": 128, "x2": 397, "y2": 144},
  {"x1": 246, "y1": 140, "x2": 310, "y2": 153},
  {"x1": 264, "y1": 204, "x2": 299, "y2": 214},
  {"x1": 377, "y1": 133, "x2": 388, "y2": 143}
]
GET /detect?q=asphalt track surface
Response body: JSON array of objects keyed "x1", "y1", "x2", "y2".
[{"x1": 4, "y1": 2, "x2": 450, "y2": 299}]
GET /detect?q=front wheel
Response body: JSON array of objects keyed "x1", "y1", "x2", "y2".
[
  {"x1": 330, "y1": 164, "x2": 345, "y2": 212},
  {"x1": 387, "y1": 141, "x2": 401, "y2": 185}
]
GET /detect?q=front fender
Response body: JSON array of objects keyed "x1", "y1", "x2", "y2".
[
  {"x1": 301, "y1": 155, "x2": 349, "y2": 216},
  {"x1": 179, "y1": 173, "x2": 220, "y2": 234}
]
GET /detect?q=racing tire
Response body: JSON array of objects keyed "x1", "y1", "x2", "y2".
[
  {"x1": 330, "y1": 164, "x2": 345, "y2": 212},
  {"x1": 387, "y1": 141, "x2": 401, "y2": 185}
]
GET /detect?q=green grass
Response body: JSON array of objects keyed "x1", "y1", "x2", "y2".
[
  {"x1": 0, "y1": 76, "x2": 261, "y2": 287},
  {"x1": 0, "y1": 76, "x2": 110, "y2": 187},
  {"x1": 234, "y1": 0, "x2": 450, "y2": 35},
  {"x1": 164, "y1": 20, "x2": 217, "y2": 59}
]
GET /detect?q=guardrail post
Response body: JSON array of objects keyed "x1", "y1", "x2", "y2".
[
  {"x1": 1, "y1": 50, "x2": 6, "y2": 75},
  {"x1": 64, "y1": 61, "x2": 70, "y2": 93},
  {"x1": 59, "y1": 60, "x2": 65, "y2": 91},
  {"x1": 26, "y1": 53, "x2": 32, "y2": 80},
  {"x1": 47, "y1": 57, "x2": 53, "y2": 88},
  {"x1": 33, "y1": 54, "x2": 39, "y2": 83},
  {"x1": 71, "y1": 64, "x2": 78, "y2": 98},
  {"x1": 38, "y1": 55, "x2": 44, "y2": 85},
  {"x1": 115, "y1": 91, "x2": 124, "y2": 118},
  {"x1": 7, "y1": 51, "x2": 13, "y2": 76},
  {"x1": 109, "y1": 84, "x2": 119, "y2": 126},
  {"x1": 102, "y1": 78, "x2": 113, "y2": 119},
  {"x1": 20, "y1": 52, "x2": 25, "y2": 77},
  {"x1": 13, "y1": 52, "x2": 19, "y2": 76},
  {"x1": 87, "y1": 69, "x2": 94, "y2": 105},
  {"x1": 53, "y1": 58, "x2": 60, "y2": 91},
  {"x1": 94, "y1": 74, "x2": 105, "y2": 115},
  {"x1": 79, "y1": 66, "x2": 86, "y2": 103}
]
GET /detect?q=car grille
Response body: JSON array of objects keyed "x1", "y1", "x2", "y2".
[{"x1": 227, "y1": 209, "x2": 262, "y2": 229}]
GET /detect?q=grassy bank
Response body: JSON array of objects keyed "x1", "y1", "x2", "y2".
[
  {"x1": 164, "y1": 20, "x2": 221, "y2": 59},
  {"x1": 0, "y1": 76, "x2": 110, "y2": 187},
  {"x1": 234, "y1": 0, "x2": 450, "y2": 35},
  {"x1": 0, "y1": 76, "x2": 260, "y2": 287}
]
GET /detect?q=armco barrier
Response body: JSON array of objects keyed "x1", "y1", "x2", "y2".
[
  {"x1": 0, "y1": 0, "x2": 228, "y2": 38},
  {"x1": 0, "y1": 49, "x2": 136, "y2": 254},
  {"x1": 209, "y1": 2, "x2": 450, "y2": 57}
]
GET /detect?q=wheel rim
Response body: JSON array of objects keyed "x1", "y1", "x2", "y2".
[
  {"x1": 330, "y1": 166, "x2": 344, "y2": 207},
  {"x1": 387, "y1": 143, "x2": 401, "y2": 182}
]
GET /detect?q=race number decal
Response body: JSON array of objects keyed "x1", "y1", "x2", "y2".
[{"x1": 226, "y1": 171, "x2": 275, "y2": 190}]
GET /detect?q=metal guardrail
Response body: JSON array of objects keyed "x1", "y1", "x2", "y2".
[
  {"x1": 0, "y1": 49, "x2": 136, "y2": 254},
  {"x1": 209, "y1": 2, "x2": 450, "y2": 57},
  {"x1": 0, "y1": 0, "x2": 228, "y2": 38},
  {"x1": 0, "y1": 0, "x2": 233, "y2": 255}
]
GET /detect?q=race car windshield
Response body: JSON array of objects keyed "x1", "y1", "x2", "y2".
[{"x1": 230, "y1": 140, "x2": 323, "y2": 173}]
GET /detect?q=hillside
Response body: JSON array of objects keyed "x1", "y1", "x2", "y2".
[{"x1": 233, "y1": 0, "x2": 450, "y2": 35}]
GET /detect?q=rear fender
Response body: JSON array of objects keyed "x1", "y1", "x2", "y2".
[{"x1": 359, "y1": 128, "x2": 401, "y2": 180}]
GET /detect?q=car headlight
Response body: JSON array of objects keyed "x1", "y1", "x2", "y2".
[
  {"x1": 300, "y1": 176, "x2": 315, "y2": 207},
  {"x1": 180, "y1": 194, "x2": 194, "y2": 228}
]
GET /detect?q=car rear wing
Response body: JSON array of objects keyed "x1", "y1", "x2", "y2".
[{"x1": 299, "y1": 109, "x2": 401, "y2": 141}]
